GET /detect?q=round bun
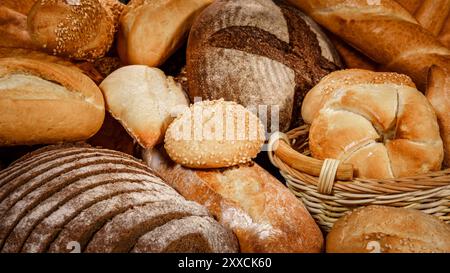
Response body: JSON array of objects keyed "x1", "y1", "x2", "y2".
[
  {"x1": 303, "y1": 69, "x2": 443, "y2": 179},
  {"x1": 0, "y1": 51, "x2": 105, "y2": 146},
  {"x1": 326, "y1": 206, "x2": 450, "y2": 253},
  {"x1": 164, "y1": 99, "x2": 265, "y2": 169},
  {"x1": 0, "y1": 144, "x2": 239, "y2": 253},
  {"x1": 27, "y1": 0, "x2": 121, "y2": 60},
  {"x1": 100, "y1": 65, "x2": 189, "y2": 149}
]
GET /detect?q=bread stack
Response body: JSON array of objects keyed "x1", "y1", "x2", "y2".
[{"x1": 0, "y1": 0, "x2": 449, "y2": 254}]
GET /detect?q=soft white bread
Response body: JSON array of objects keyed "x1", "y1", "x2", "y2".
[
  {"x1": 27, "y1": 0, "x2": 123, "y2": 61},
  {"x1": 164, "y1": 100, "x2": 265, "y2": 169},
  {"x1": 143, "y1": 148, "x2": 324, "y2": 253},
  {"x1": 100, "y1": 65, "x2": 189, "y2": 149},
  {"x1": 303, "y1": 69, "x2": 443, "y2": 179},
  {"x1": 0, "y1": 52, "x2": 105, "y2": 146},
  {"x1": 118, "y1": 0, "x2": 212, "y2": 66},
  {"x1": 426, "y1": 66, "x2": 450, "y2": 167},
  {"x1": 327, "y1": 206, "x2": 450, "y2": 253},
  {"x1": 287, "y1": 0, "x2": 450, "y2": 91}
]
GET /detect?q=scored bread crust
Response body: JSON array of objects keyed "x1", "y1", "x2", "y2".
[
  {"x1": 144, "y1": 148, "x2": 324, "y2": 253},
  {"x1": 303, "y1": 69, "x2": 443, "y2": 179},
  {"x1": 0, "y1": 55, "x2": 105, "y2": 146},
  {"x1": 326, "y1": 205, "x2": 450, "y2": 253}
]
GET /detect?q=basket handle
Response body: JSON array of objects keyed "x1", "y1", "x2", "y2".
[{"x1": 268, "y1": 132, "x2": 354, "y2": 181}]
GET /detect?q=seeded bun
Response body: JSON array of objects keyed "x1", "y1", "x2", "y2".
[
  {"x1": 164, "y1": 100, "x2": 265, "y2": 169},
  {"x1": 27, "y1": 0, "x2": 123, "y2": 61}
]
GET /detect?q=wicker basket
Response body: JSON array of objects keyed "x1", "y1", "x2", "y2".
[{"x1": 268, "y1": 125, "x2": 450, "y2": 232}]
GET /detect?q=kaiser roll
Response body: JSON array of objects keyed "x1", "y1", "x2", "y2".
[{"x1": 302, "y1": 69, "x2": 443, "y2": 179}]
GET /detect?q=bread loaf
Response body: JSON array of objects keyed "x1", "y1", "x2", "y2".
[
  {"x1": 187, "y1": 0, "x2": 340, "y2": 131},
  {"x1": 0, "y1": 51, "x2": 105, "y2": 146},
  {"x1": 118, "y1": 0, "x2": 212, "y2": 67},
  {"x1": 27, "y1": 0, "x2": 123, "y2": 60},
  {"x1": 164, "y1": 100, "x2": 265, "y2": 169},
  {"x1": 1, "y1": 0, "x2": 38, "y2": 15},
  {"x1": 100, "y1": 65, "x2": 189, "y2": 149},
  {"x1": 302, "y1": 69, "x2": 443, "y2": 179},
  {"x1": 143, "y1": 148, "x2": 324, "y2": 253},
  {"x1": 287, "y1": 0, "x2": 450, "y2": 91},
  {"x1": 0, "y1": 6, "x2": 37, "y2": 49},
  {"x1": 0, "y1": 144, "x2": 239, "y2": 253},
  {"x1": 327, "y1": 206, "x2": 450, "y2": 253},
  {"x1": 426, "y1": 66, "x2": 450, "y2": 167}
]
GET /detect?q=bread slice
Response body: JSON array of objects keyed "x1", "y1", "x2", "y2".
[
  {"x1": 85, "y1": 200, "x2": 209, "y2": 253},
  {"x1": 132, "y1": 216, "x2": 238, "y2": 253}
]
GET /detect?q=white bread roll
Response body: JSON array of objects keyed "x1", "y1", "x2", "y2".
[
  {"x1": 327, "y1": 206, "x2": 450, "y2": 253},
  {"x1": 302, "y1": 69, "x2": 443, "y2": 179},
  {"x1": 164, "y1": 99, "x2": 265, "y2": 169},
  {"x1": 100, "y1": 65, "x2": 189, "y2": 149},
  {"x1": 0, "y1": 51, "x2": 105, "y2": 146},
  {"x1": 118, "y1": 0, "x2": 212, "y2": 66}
]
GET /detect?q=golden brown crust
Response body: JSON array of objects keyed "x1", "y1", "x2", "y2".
[
  {"x1": 27, "y1": 0, "x2": 117, "y2": 61},
  {"x1": 1, "y1": 0, "x2": 38, "y2": 15},
  {"x1": 118, "y1": 0, "x2": 212, "y2": 66},
  {"x1": 326, "y1": 206, "x2": 450, "y2": 253},
  {"x1": 144, "y1": 148, "x2": 324, "y2": 253},
  {"x1": 0, "y1": 6, "x2": 37, "y2": 49},
  {"x1": 304, "y1": 69, "x2": 443, "y2": 178},
  {"x1": 0, "y1": 55, "x2": 104, "y2": 146},
  {"x1": 164, "y1": 100, "x2": 265, "y2": 169},
  {"x1": 426, "y1": 65, "x2": 450, "y2": 167},
  {"x1": 287, "y1": 0, "x2": 450, "y2": 91}
]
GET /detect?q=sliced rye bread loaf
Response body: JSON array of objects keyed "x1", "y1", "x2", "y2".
[
  {"x1": 49, "y1": 191, "x2": 183, "y2": 253},
  {"x1": 13, "y1": 181, "x2": 162, "y2": 253},
  {"x1": 3, "y1": 173, "x2": 180, "y2": 252},
  {"x1": 0, "y1": 162, "x2": 153, "y2": 247},
  {"x1": 85, "y1": 200, "x2": 209, "y2": 253},
  {"x1": 0, "y1": 145, "x2": 238, "y2": 253},
  {"x1": 132, "y1": 216, "x2": 239, "y2": 253}
]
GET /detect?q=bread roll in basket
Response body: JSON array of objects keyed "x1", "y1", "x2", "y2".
[{"x1": 268, "y1": 70, "x2": 450, "y2": 232}]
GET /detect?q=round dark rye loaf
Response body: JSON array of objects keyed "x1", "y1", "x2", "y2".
[
  {"x1": 0, "y1": 145, "x2": 238, "y2": 253},
  {"x1": 187, "y1": 0, "x2": 340, "y2": 131}
]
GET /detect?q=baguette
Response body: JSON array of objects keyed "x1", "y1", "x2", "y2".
[
  {"x1": 143, "y1": 148, "x2": 324, "y2": 253},
  {"x1": 287, "y1": 0, "x2": 450, "y2": 91},
  {"x1": 413, "y1": 0, "x2": 450, "y2": 36},
  {"x1": 0, "y1": 6, "x2": 36, "y2": 49}
]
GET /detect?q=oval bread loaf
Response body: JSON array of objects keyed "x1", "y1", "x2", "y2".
[
  {"x1": 0, "y1": 144, "x2": 239, "y2": 253},
  {"x1": 164, "y1": 99, "x2": 265, "y2": 169}
]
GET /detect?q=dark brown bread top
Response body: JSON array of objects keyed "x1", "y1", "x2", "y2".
[
  {"x1": 0, "y1": 145, "x2": 238, "y2": 253},
  {"x1": 187, "y1": 0, "x2": 339, "y2": 131}
]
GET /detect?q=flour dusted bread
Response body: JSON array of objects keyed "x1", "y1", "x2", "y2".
[
  {"x1": 0, "y1": 145, "x2": 238, "y2": 253},
  {"x1": 118, "y1": 0, "x2": 212, "y2": 67},
  {"x1": 164, "y1": 100, "x2": 265, "y2": 169},
  {"x1": 27, "y1": 0, "x2": 124, "y2": 60},
  {"x1": 0, "y1": 51, "x2": 105, "y2": 146},
  {"x1": 302, "y1": 69, "x2": 443, "y2": 179},
  {"x1": 100, "y1": 65, "x2": 189, "y2": 149},
  {"x1": 187, "y1": 0, "x2": 340, "y2": 131},
  {"x1": 327, "y1": 206, "x2": 450, "y2": 253},
  {"x1": 144, "y1": 148, "x2": 324, "y2": 253}
]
